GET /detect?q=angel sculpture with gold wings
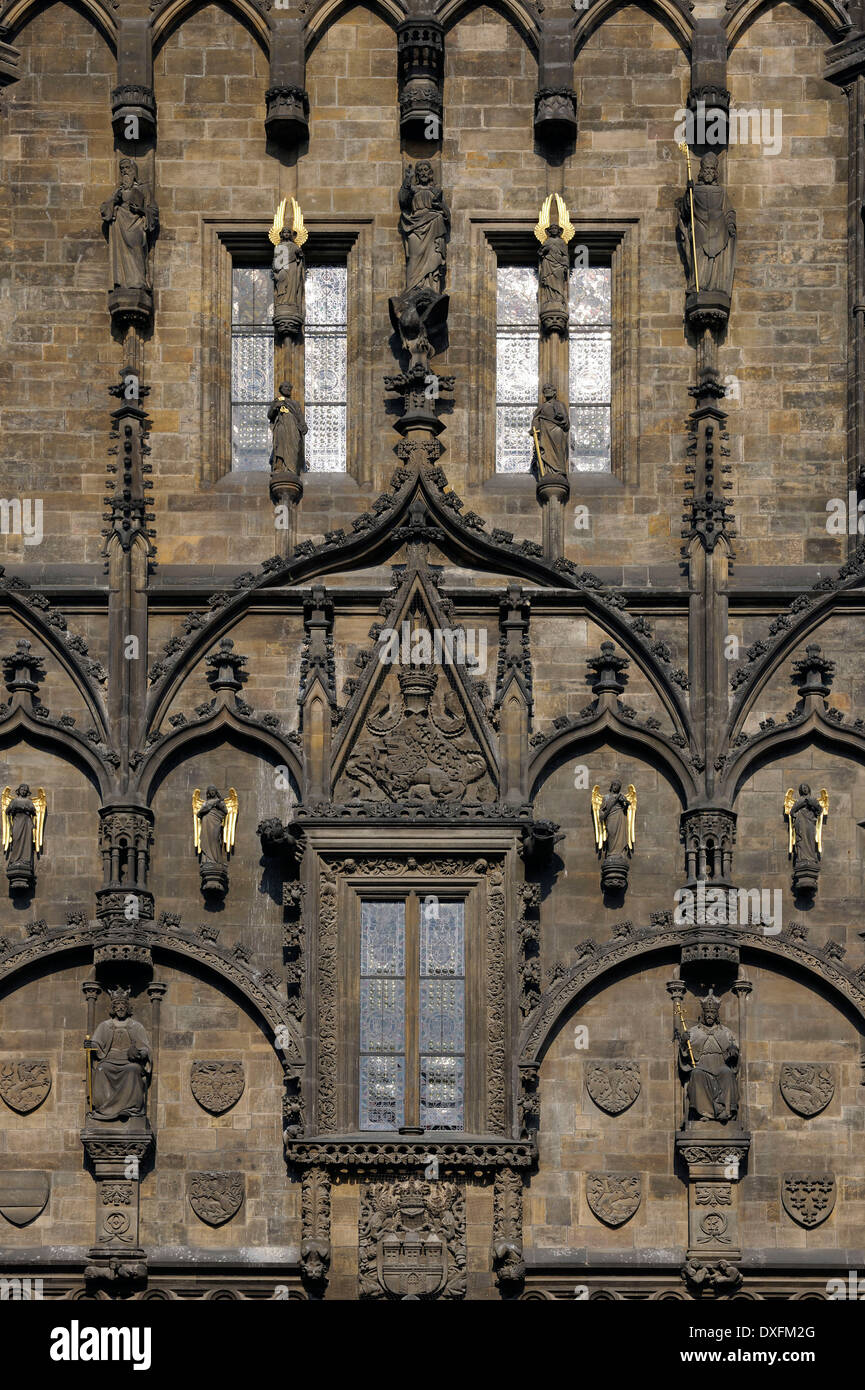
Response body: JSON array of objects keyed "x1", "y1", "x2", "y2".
[
  {"x1": 269, "y1": 196, "x2": 307, "y2": 337},
  {"x1": 192, "y1": 786, "x2": 238, "y2": 865},
  {"x1": 534, "y1": 192, "x2": 575, "y2": 336},
  {"x1": 591, "y1": 780, "x2": 637, "y2": 893},
  {"x1": 784, "y1": 784, "x2": 828, "y2": 894},
  {"x1": 2, "y1": 783, "x2": 46, "y2": 889}
]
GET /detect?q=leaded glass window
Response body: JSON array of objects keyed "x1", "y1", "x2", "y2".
[
  {"x1": 305, "y1": 265, "x2": 347, "y2": 473},
  {"x1": 495, "y1": 265, "x2": 539, "y2": 473},
  {"x1": 569, "y1": 265, "x2": 612, "y2": 473},
  {"x1": 359, "y1": 897, "x2": 466, "y2": 1132},
  {"x1": 231, "y1": 266, "x2": 273, "y2": 471}
]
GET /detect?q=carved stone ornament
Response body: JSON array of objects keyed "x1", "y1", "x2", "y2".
[
  {"x1": 0, "y1": 1171, "x2": 49, "y2": 1226},
  {"x1": 586, "y1": 1172, "x2": 641, "y2": 1228},
  {"x1": 585, "y1": 1059, "x2": 641, "y2": 1115},
  {"x1": 359, "y1": 1177, "x2": 466, "y2": 1300},
  {"x1": 0, "y1": 1058, "x2": 51, "y2": 1113},
  {"x1": 187, "y1": 1171, "x2": 245, "y2": 1227},
  {"x1": 190, "y1": 1060, "x2": 245, "y2": 1114},
  {"x1": 781, "y1": 1174, "x2": 836, "y2": 1228},
  {"x1": 779, "y1": 1063, "x2": 835, "y2": 1117}
]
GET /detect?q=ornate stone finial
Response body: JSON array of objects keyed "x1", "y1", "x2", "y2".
[
  {"x1": 791, "y1": 644, "x2": 836, "y2": 701},
  {"x1": 586, "y1": 641, "x2": 629, "y2": 697},
  {"x1": 2, "y1": 638, "x2": 45, "y2": 703},
  {"x1": 205, "y1": 638, "x2": 248, "y2": 695}
]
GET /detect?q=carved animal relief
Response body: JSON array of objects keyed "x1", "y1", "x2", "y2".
[
  {"x1": 585, "y1": 1060, "x2": 641, "y2": 1115},
  {"x1": 358, "y1": 1178, "x2": 466, "y2": 1300},
  {"x1": 779, "y1": 1063, "x2": 835, "y2": 1117},
  {"x1": 190, "y1": 1061, "x2": 245, "y2": 1114},
  {"x1": 0, "y1": 1059, "x2": 51, "y2": 1113},
  {"x1": 586, "y1": 1173, "x2": 641, "y2": 1227},
  {"x1": 187, "y1": 1172, "x2": 245, "y2": 1227}
]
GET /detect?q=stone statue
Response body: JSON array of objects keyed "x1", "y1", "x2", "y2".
[
  {"x1": 398, "y1": 160, "x2": 449, "y2": 298},
  {"x1": 100, "y1": 158, "x2": 158, "y2": 292},
  {"x1": 193, "y1": 785, "x2": 237, "y2": 897},
  {"x1": 267, "y1": 382, "x2": 308, "y2": 476},
  {"x1": 269, "y1": 197, "x2": 306, "y2": 337},
  {"x1": 87, "y1": 988, "x2": 151, "y2": 1121},
  {"x1": 784, "y1": 783, "x2": 828, "y2": 894},
  {"x1": 530, "y1": 384, "x2": 569, "y2": 477},
  {"x1": 591, "y1": 780, "x2": 637, "y2": 891},
  {"x1": 677, "y1": 991, "x2": 739, "y2": 1124},
  {"x1": 676, "y1": 152, "x2": 736, "y2": 309},
  {"x1": 2, "y1": 783, "x2": 45, "y2": 890},
  {"x1": 534, "y1": 193, "x2": 574, "y2": 334}
]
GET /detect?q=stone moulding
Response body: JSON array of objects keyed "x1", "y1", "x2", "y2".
[{"x1": 284, "y1": 1138, "x2": 536, "y2": 1173}]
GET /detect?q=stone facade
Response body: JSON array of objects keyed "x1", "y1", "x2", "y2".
[{"x1": 1, "y1": 0, "x2": 865, "y2": 1302}]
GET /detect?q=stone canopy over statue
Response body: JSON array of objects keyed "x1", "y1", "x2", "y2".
[
  {"x1": 676, "y1": 151, "x2": 736, "y2": 327},
  {"x1": 268, "y1": 382, "x2": 308, "y2": 478},
  {"x1": 86, "y1": 988, "x2": 152, "y2": 1122},
  {"x1": 269, "y1": 197, "x2": 306, "y2": 338},
  {"x1": 676, "y1": 991, "x2": 739, "y2": 1124}
]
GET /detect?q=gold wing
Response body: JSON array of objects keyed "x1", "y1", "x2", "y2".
[
  {"x1": 1, "y1": 787, "x2": 11, "y2": 853},
  {"x1": 33, "y1": 788, "x2": 46, "y2": 854},
  {"x1": 291, "y1": 197, "x2": 308, "y2": 248},
  {"x1": 223, "y1": 789, "x2": 238, "y2": 852},
  {"x1": 816, "y1": 789, "x2": 829, "y2": 855},
  {"x1": 591, "y1": 784, "x2": 604, "y2": 851},
  {"x1": 192, "y1": 788, "x2": 204, "y2": 854},
  {"x1": 554, "y1": 192, "x2": 575, "y2": 244},
  {"x1": 533, "y1": 194, "x2": 551, "y2": 245},
  {"x1": 268, "y1": 196, "x2": 287, "y2": 247},
  {"x1": 625, "y1": 784, "x2": 637, "y2": 852},
  {"x1": 783, "y1": 788, "x2": 795, "y2": 855},
  {"x1": 534, "y1": 192, "x2": 574, "y2": 244}
]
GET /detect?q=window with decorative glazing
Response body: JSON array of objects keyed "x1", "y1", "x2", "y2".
[
  {"x1": 495, "y1": 265, "x2": 539, "y2": 474},
  {"x1": 359, "y1": 897, "x2": 465, "y2": 1132},
  {"x1": 304, "y1": 265, "x2": 347, "y2": 473},
  {"x1": 569, "y1": 265, "x2": 612, "y2": 473},
  {"x1": 231, "y1": 265, "x2": 273, "y2": 471}
]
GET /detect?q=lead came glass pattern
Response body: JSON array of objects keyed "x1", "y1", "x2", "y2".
[
  {"x1": 231, "y1": 266, "x2": 274, "y2": 471},
  {"x1": 569, "y1": 266, "x2": 612, "y2": 472},
  {"x1": 305, "y1": 265, "x2": 347, "y2": 472},
  {"x1": 496, "y1": 266, "x2": 539, "y2": 473},
  {"x1": 419, "y1": 901, "x2": 465, "y2": 1129},
  {"x1": 360, "y1": 902, "x2": 406, "y2": 1130}
]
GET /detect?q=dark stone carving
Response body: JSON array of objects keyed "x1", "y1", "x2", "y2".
[
  {"x1": 680, "y1": 808, "x2": 736, "y2": 886},
  {"x1": 397, "y1": 17, "x2": 443, "y2": 139},
  {"x1": 300, "y1": 1166, "x2": 331, "y2": 1291},
  {"x1": 265, "y1": 84, "x2": 309, "y2": 145},
  {"x1": 111, "y1": 84, "x2": 156, "y2": 139},
  {"x1": 518, "y1": 819, "x2": 564, "y2": 865},
  {"x1": 530, "y1": 384, "x2": 569, "y2": 476},
  {"x1": 100, "y1": 159, "x2": 159, "y2": 330},
  {"x1": 358, "y1": 1177, "x2": 465, "y2": 1300},
  {"x1": 268, "y1": 381, "x2": 307, "y2": 478},
  {"x1": 492, "y1": 1167, "x2": 525, "y2": 1291},
  {"x1": 676, "y1": 991, "x2": 739, "y2": 1124},
  {"x1": 0, "y1": 1171, "x2": 49, "y2": 1226},
  {"x1": 193, "y1": 785, "x2": 236, "y2": 899},
  {"x1": 0, "y1": 1058, "x2": 51, "y2": 1113},
  {"x1": 785, "y1": 784, "x2": 828, "y2": 897},
  {"x1": 681, "y1": 1258, "x2": 742, "y2": 1297},
  {"x1": 2, "y1": 782, "x2": 44, "y2": 891},
  {"x1": 187, "y1": 1171, "x2": 244, "y2": 1226},
  {"x1": 190, "y1": 1061, "x2": 245, "y2": 1114},
  {"x1": 779, "y1": 1063, "x2": 835, "y2": 1117},
  {"x1": 270, "y1": 198, "x2": 306, "y2": 338},
  {"x1": 534, "y1": 86, "x2": 577, "y2": 141},
  {"x1": 586, "y1": 1173, "x2": 642, "y2": 1227},
  {"x1": 398, "y1": 160, "x2": 449, "y2": 299},
  {"x1": 2, "y1": 637, "x2": 45, "y2": 703},
  {"x1": 86, "y1": 988, "x2": 151, "y2": 1121},
  {"x1": 206, "y1": 637, "x2": 247, "y2": 695},
  {"x1": 585, "y1": 1060, "x2": 641, "y2": 1115},
  {"x1": 781, "y1": 1175, "x2": 836, "y2": 1228},
  {"x1": 591, "y1": 780, "x2": 636, "y2": 893},
  {"x1": 676, "y1": 152, "x2": 736, "y2": 329}
]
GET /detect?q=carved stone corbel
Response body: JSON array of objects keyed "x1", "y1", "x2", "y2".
[
  {"x1": 300, "y1": 1165, "x2": 331, "y2": 1295},
  {"x1": 492, "y1": 1167, "x2": 525, "y2": 1294},
  {"x1": 266, "y1": 16, "x2": 309, "y2": 146},
  {"x1": 112, "y1": 18, "x2": 156, "y2": 140}
]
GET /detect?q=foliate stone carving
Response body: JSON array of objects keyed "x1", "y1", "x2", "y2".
[
  {"x1": 358, "y1": 1177, "x2": 466, "y2": 1300},
  {"x1": 492, "y1": 1167, "x2": 525, "y2": 1290},
  {"x1": 779, "y1": 1063, "x2": 835, "y2": 1117},
  {"x1": 0, "y1": 1171, "x2": 49, "y2": 1226},
  {"x1": 486, "y1": 860, "x2": 507, "y2": 1132},
  {"x1": 264, "y1": 84, "x2": 309, "y2": 145},
  {"x1": 781, "y1": 1175, "x2": 836, "y2": 1228},
  {"x1": 586, "y1": 1173, "x2": 641, "y2": 1227},
  {"x1": 518, "y1": 882, "x2": 540, "y2": 1019},
  {"x1": 585, "y1": 1060, "x2": 641, "y2": 1115},
  {"x1": 300, "y1": 1166, "x2": 331, "y2": 1290},
  {"x1": 187, "y1": 1172, "x2": 245, "y2": 1227},
  {"x1": 190, "y1": 1061, "x2": 244, "y2": 1114},
  {"x1": 534, "y1": 86, "x2": 577, "y2": 141},
  {"x1": 0, "y1": 1058, "x2": 51, "y2": 1113}
]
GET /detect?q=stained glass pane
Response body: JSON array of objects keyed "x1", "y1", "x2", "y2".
[
  {"x1": 496, "y1": 405, "x2": 534, "y2": 475},
  {"x1": 420, "y1": 1056, "x2": 464, "y2": 1130},
  {"x1": 231, "y1": 266, "x2": 274, "y2": 472},
  {"x1": 420, "y1": 900, "x2": 464, "y2": 977},
  {"x1": 420, "y1": 901, "x2": 464, "y2": 1130},
  {"x1": 569, "y1": 266, "x2": 611, "y2": 326},
  {"x1": 569, "y1": 329, "x2": 611, "y2": 406},
  {"x1": 231, "y1": 403, "x2": 271, "y2": 473},
  {"x1": 497, "y1": 331, "x2": 538, "y2": 403},
  {"x1": 570, "y1": 405, "x2": 612, "y2": 473},
  {"x1": 305, "y1": 266, "x2": 347, "y2": 473},
  {"x1": 497, "y1": 265, "x2": 538, "y2": 326},
  {"x1": 496, "y1": 266, "x2": 539, "y2": 474},
  {"x1": 231, "y1": 334, "x2": 273, "y2": 401},
  {"x1": 360, "y1": 901, "x2": 406, "y2": 1131}
]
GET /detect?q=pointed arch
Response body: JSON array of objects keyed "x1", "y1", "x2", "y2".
[
  {"x1": 304, "y1": 0, "x2": 403, "y2": 55},
  {"x1": 573, "y1": 0, "x2": 692, "y2": 61},
  {"x1": 151, "y1": 0, "x2": 270, "y2": 56},
  {"x1": 438, "y1": 0, "x2": 540, "y2": 57},
  {"x1": 136, "y1": 702, "x2": 303, "y2": 803},
  {"x1": 725, "y1": 0, "x2": 849, "y2": 52},
  {"x1": 0, "y1": 0, "x2": 117, "y2": 48},
  {"x1": 0, "y1": 706, "x2": 111, "y2": 797},
  {"x1": 529, "y1": 705, "x2": 699, "y2": 803},
  {"x1": 720, "y1": 709, "x2": 865, "y2": 804}
]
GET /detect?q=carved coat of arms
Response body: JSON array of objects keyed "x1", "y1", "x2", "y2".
[
  {"x1": 187, "y1": 1172, "x2": 244, "y2": 1227},
  {"x1": 779, "y1": 1063, "x2": 834, "y2": 1117},
  {"x1": 782, "y1": 1174, "x2": 836, "y2": 1228},
  {"x1": 190, "y1": 1060, "x2": 244, "y2": 1114},
  {"x1": 358, "y1": 1177, "x2": 466, "y2": 1299},
  {"x1": 0, "y1": 1171, "x2": 49, "y2": 1225},
  {"x1": 0, "y1": 1059, "x2": 51, "y2": 1113},
  {"x1": 586, "y1": 1173, "x2": 642, "y2": 1227},
  {"x1": 585, "y1": 1060, "x2": 641, "y2": 1115}
]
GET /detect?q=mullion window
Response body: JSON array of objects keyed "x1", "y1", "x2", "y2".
[
  {"x1": 231, "y1": 265, "x2": 274, "y2": 471},
  {"x1": 569, "y1": 264, "x2": 612, "y2": 473},
  {"x1": 359, "y1": 895, "x2": 465, "y2": 1132},
  {"x1": 304, "y1": 265, "x2": 347, "y2": 473},
  {"x1": 495, "y1": 265, "x2": 539, "y2": 474}
]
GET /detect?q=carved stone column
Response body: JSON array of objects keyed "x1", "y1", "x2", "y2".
[
  {"x1": 300, "y1": 1165, "x2": 331, "y2": 1296},
  {"x1": 112, "y1": 18, "x2": 156, "y2": 140},
  {"x1": 536, "y1": 473, "x2": 570, "y2": 564},
  {"x1": 82, "y1": 1126, "x2": 152, "y2": 1286},
  {"x1": 492, "y1": 1167, "x2": 525, "y2": 1295}
]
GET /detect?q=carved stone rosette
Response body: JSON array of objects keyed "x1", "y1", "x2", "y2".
[{"x1": 676, "y1": 1134, "x2": 750, "y2": 1263}]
